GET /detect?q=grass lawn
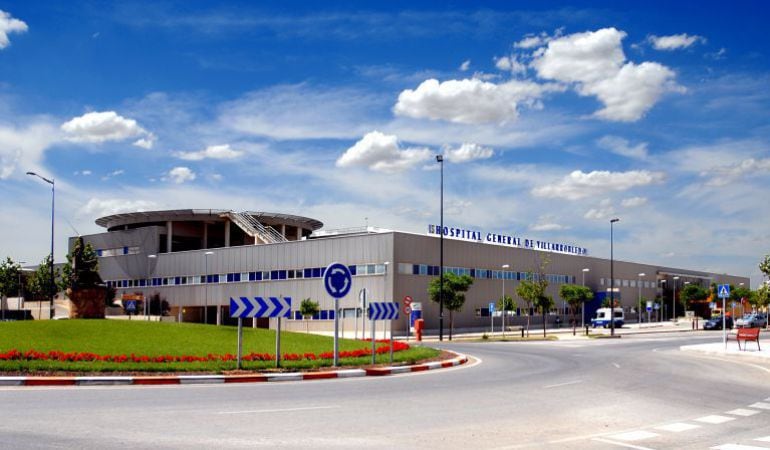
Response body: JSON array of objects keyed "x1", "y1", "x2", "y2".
[{"x1": 0, "y1": 320, "x2": 439, "y2": 373}]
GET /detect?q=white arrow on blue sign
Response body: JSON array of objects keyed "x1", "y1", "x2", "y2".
[
  {"x1": 324, "y1": 262, "x2": 352, "y2": 299},
  {"x1": 368, "y1": 302, "x2": 399, "y2": 321},
  {"x1": 718, "y1": 284, "x2": 730, "y2": 299},
  {"x1": 230, "y1": 296, "x2": 291, "y2": 318}
]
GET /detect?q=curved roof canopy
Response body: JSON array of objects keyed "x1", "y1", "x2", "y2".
[{"x1": 95, "y1": 209, "x2": 323, "y2": 231}]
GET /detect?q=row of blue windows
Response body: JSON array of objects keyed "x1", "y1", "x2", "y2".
[
  {"x1": 107, "y1": 264, "x2": 385, "y2": 289},
  {"x1": 292, "y1": 310, "x2": 335, "y2": 321},
  {"x1": 408, "y1": 264, "x2": 574, "y2": 285}
]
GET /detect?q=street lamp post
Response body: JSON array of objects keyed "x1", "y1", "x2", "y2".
[
  {"x1": 502, "y1": 263, "x2": 510, "y2": 338},
  {"x1": 610, "y1": 218, "x2": 619, "y2": 337},
  {"x1": 659, "y1": 279, "x2": 666, "y2": 322},
  {"x1": 672, "y1": 276, "x2": 680, "y2": 321},
  {"x1": 637, "y1": 273, "x2": 645, "y2": 327},
  {"x1": 436, "y1": 154, "x2": 444, "y2": 341},
  {"x1": 204, "y1": 251, "x2": 214, "y2": 324},
  {"x1": 26, "y1": 171, "x2": 55, "y2": 319},
  {"x1": 581, "y1": 268, "x2": 589, "y2": 328}
]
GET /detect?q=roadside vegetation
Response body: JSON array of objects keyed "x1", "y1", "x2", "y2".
[{"x1": 0, "y1": 320, "x2": 439, "y2": 373}]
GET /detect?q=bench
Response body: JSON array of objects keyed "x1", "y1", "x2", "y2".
[{"x1": 736, "y1": 328, "x2": 761, "y2": 351}]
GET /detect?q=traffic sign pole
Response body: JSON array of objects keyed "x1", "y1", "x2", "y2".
[
  {"x1": 389, "y1": 322, "x2": 394, "y2": 364},
  {"x1": 276, "y1": 316, "x2": 282, "y2": 368},
  {"x1": 334, "y1": 300, "x2": 339, "y2": 366},
  {"x1": 237, "y1": 318, "x2": 243, "y2": 369},
  {"x1": 371, "y1": 317, "x2": 376, "y2": 365}
]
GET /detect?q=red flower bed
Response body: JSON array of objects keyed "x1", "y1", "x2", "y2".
[{"x1": 0, "y1": 341, "x2": 410, "y2": 364}]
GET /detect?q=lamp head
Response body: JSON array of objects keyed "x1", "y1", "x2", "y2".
[
  {"x1": 610, "y1": 218, "x2": 620, "y2": 223},
  {"x1": 582, "y1": 268, "x2": 590, "y2": 272},
  {"x1": 436, "y1": 155, "x2": 443, "y2": 163},
  {"x1": 639, "y1": 272, "x2": 645, "y2": 277}
]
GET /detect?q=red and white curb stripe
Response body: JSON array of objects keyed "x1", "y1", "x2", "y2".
[{"x1": 0, "y1": 353, "x2": 468, "y2": 387}]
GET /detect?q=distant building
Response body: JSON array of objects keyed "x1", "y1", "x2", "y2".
[{"x1": 71, "y1": 209, "x2": 748, "y2": 332}]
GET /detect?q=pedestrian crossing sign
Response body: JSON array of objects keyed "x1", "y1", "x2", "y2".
[{"x1": 717, "y1": 284, "x2": 730, "y2": 299}]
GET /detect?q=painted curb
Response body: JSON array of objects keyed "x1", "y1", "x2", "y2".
[{"x1": 0, "y1": 353, "x2": 468, "y2": 387}]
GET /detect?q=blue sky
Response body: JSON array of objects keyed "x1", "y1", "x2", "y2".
[{"x1": 1, "y1": 1, "x2": 769, "y2": 286}]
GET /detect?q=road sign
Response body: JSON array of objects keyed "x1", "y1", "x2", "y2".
[
  {"x1": 404, "y1": 306, "x2": 412, "y2": 315},
  {"x1": 230, "y1": 296, "x2": 291, "y2": 318},
  {"x1": 654, "y1": 303, "x2": 660, "y2": 310},
  {"x1": 324, "y1": 262, "x2": 352, "y2": 298},
  {"x1": 489, "y1": 302, "x2": 495, "y2": 313},
  {"x1": 368, "y1": 302, "x2": 399, "y2": 320},
  {"x1": 718, "y1": 284, "x2": 730, "y2": 299},
  {"x1": 125, "y1": 300, "x2": 136, "y2": 312},
  {"x1": 411, "y1": 302, "x2": 422, "y2": 311},
  {"x1": 403, "y1": 295, "x2": 413, "y2": 306}
]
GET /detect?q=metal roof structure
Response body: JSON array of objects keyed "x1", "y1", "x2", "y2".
[{"x1": 95, "y1": 209, "x2": 323, "y2": 231}]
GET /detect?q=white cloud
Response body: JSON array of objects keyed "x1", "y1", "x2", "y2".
[
  {"x1": 531, "y1": 27, "x2": 682, "y2": 122},
  {"x1": 494, "y1": 55, "x2": 526, "y2": 74},
  {"x1": 80, "y1": 198, "x2": 160, "y2": 218},
  {"x1": 219, "y1": 84, "x2": 382, "y2": 140},
  {"x1": 0, "y1": 122, "x2": 60, "y2": 180},
  {"x1": 444, "y1": 143, "x2": 494, "y2": 163},
  {"x1": 175, "y1": 144, "x2": 244, "y2": 161},
  {"x1": 530, "y1": 215, "x2": 568, "y2": 231},
  {"x1": 132, "y1": 134, "x2": 156, "y2": 149},
  {"x1": 648, "y1": 33, "x2": 705, "y2": 51},
  {"x1": 621, "y1": 196, "x2": 648, "y2": 208},
  {"x1": 584, "y1": 199, "x2": 616, "y2": 220},
  {"x1": 532, "y1": 170, "x2": 665, "y2": 200},
  {"x1": 702, "y1": 158, "x2": 770, "y2": 187},
  {"x1": 336, "y1": 131, "x2": 432, "y2": 173},
  {"x1": 100, "y1": 169, "x2": 125, "y2": 181},
  {"x1": 515, "y1": 35, "x2": 546, "y2": 49},
  {"x1": 166, "y1": 166, "x2": 196, "y2": 184},
  {"x1": 459, "y1": 60, "x2": 471, "y2": 71},
  {"x1": 597, "y1": 135, "x2": 649, "y2": 160},
  {"x1": 0, "y1": 9, "x2": 27, "y2": 49},
  {"x1": 61, "y1": 111, "x2": 153, "y2": 145},
  {"x1": 393, "y1": 78, "x2": 563, "y2": 124}
]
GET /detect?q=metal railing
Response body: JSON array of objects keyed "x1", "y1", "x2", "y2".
[{"x1": 226, "y1": 212, "x2": 288, "y2": 244}]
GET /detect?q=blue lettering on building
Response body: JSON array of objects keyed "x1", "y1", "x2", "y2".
[{"x1": 428, "y1": 224, "x2": 588, "y2": 256}]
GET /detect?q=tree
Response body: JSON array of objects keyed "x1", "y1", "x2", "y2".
[
  {"x1": 0, "y1": 257, "x2": 21, "y2": 318},
  {"x1": 299, "y1": 298, "x2": 320, "y2": 333},
  {"x1": 759, "y1": 255, "x2": 770, "y2": 280},
  {"x1": 26, "y1": 255, "x2": 60, "y2": 302},
  {"x1": 679, "y1": 284, "x2": 709, "y2": 309},
  {"x1": 61, "y1": 238, "x2": 102, "y2": 290},
  {"x1": 559, "y1": 284, "x2": 594, "y2": 335},
  {"x1": 516, "y1": 255, "x2": 551, "y2": 337},
  {"x1": 428, "y1": 271, "x2": 473, "y2": 340},
  {"x1": 497, "y1": 294, "x2": 517, "y2": 320}
]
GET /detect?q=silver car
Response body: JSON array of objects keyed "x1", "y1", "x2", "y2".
[{"x1": 735, "y1": 313, "x2": 768, "y2": 328}]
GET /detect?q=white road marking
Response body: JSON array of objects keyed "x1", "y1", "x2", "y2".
[
  {"x1": 695, "y1": 415, "x2": 735, "y2": 424},
  {"x1": 612, "y1": 362, "x2": 621, "y2": 368},
  {"x1": 654, "y1": 422, "x2": 700, "y2": 432},
  {"x1": 726, "y1": 408, "x2": 761, "y2": 417},
  {"x1": 605, "y1": 430, "x2": 659, "y2": 441},
  {"x1": 544, "y1": 380, "x2": 583, "y2": 389},
  {"x1": 755, "y1": 436, "x2": 770, "y2": 442},
  {"x1": 749, "y1": 402, "x2": 770, "y2": 410},
  {"x1": 218, "y1": 405, "x2": 338, "y2": 415},
  {"x1": 712, "y1": 444, "x2": 769, "y2": 450},
  {"x1": 592, "y1": 437, "x2": 657, "y2": 449}
]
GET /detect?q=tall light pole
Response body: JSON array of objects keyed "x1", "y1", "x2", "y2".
[
  {"x1": 638, "y1": 273, "x2": 645, "y2": 326},
  {"x1": 26, "y1": 171, "x2": 55, "y2": 319},
  {"x1": 204, "y1": 251, "x2": 214, "y2": 324},
  {"x1": 672, "y1": 276, "x2": 680, "y2": 321},
  {"x1": 659, "y1": 279, "x2": 666, "y2": 322},
  {"x1": 502, "y1": 263, "x2": 510, "y2": 338},
  {"x1": 436, "y1": 154, "x2": 444, "y2": 341},
  {"x1": 147, "y1": 254, "x2": 156, "y2": 320},
  {"x1": 581, "y1": 268, "x2": 589, "y2": 328},
  {"x1": 610, "y1": 218, "x2": 619, "y2": 337}
]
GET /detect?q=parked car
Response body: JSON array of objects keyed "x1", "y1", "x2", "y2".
[
  {"x1": 735, "y1": 313, "x2": 768, "y2": 328},
  {"x1": 703, "y1": 315, "x2": 733, "y2": 330}
]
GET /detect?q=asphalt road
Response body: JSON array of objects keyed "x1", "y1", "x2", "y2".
[{"x1": 1, "y1": 332, "x2": 769, "y2": 449}]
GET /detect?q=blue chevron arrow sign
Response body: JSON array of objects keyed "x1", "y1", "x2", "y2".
[
  {"x1": 368, "y1": 302, "x2": 399, "y2": 321},
  {"x1": 230, "y1": 296, "x2": 292, "y2": 318}
]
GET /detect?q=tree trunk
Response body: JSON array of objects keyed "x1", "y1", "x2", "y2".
[
  {"x1": 570, "y1": 305, "x2": 576, "y2": 336},
  {"x1": 449, "y1": 311, "x2": 453, "y2": 341},
  {"x1": 542, "y1": 308, "x2": 547, "y2": 338}
]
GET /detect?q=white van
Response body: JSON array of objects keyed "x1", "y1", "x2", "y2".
[{"x1": 591, "y1": 308, "x2": 624, "y2": 328}]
